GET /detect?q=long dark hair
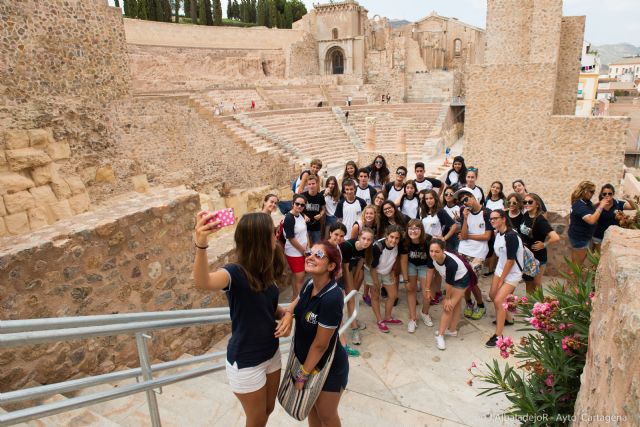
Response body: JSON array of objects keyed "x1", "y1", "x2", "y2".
[
  {"x1": 234, "y1": 213, "x2": 286, "y2": 292},
  {"x1": 399, "y1": 180, "x2": 418, "y2": 211},
  {"x1": 488, "y1": 181, "x2": 506, "y2": 201},
  {"x1": 324, "y1": 176, "x2": 340, "y2": 202},
  {"x1": 342, "y1": 160, "x2": 358, "y2": 182},
  {"x1": 379, "y1": 201, "x2": 407, "y2": 237},
  {"x1": 369, "y1": 155, "x2": 390, "y2": 185},
  {"x1": 598, "y1": 183, "x2": 615, "y2": 201},
  {"x1": 449, "y1": 155, "x2": 467, "y2": 187},
  {"x1": 420, "y1": 189, "x2": 441, "y2": 217}
]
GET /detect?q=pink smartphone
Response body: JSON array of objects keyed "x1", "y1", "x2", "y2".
[{"x1": 205, "y1": 208, "x2": 235, "y2": 228}]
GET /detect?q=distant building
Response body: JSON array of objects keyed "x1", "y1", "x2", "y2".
[
  {"x1": 608, "y1": 57, "x2": 640, "y2": 82},
  {"x1": 576, "y1": 42, "x2": 599, "y2": 116}
]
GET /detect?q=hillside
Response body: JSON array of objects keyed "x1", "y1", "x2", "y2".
[{"x1": 594, "y1": 43, "x2": 640, "y2": 71}]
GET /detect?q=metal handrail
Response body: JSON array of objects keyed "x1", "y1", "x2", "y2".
[{"x1": 0, "y1": 290, "x2": 359, "y2": 427}]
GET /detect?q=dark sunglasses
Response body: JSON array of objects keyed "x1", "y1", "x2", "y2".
[
  {"x1": 444, "y1": 192, "x2": 454, "y2": 196},
  {"x1": 294, "y1": 202, "x2": 305, "y2": 207},
  {"x1": 375, "y1": 160, "x2": 384, "y2": 165},
  {"x1": 396, "y1": 171, "x2": 406, "y2": 176},
  {"x1": 523, "y1": 200, "x2": 535, "y2": 205},
  {"x1": 462, "y1": 197, "x2": 470, "y2": 203},
  {"x1": 508, "y1": 201, "x2": 519, "y2": 206},
  {"x1": 601, "y1": 192, "x2": 613, "y2": 196}
]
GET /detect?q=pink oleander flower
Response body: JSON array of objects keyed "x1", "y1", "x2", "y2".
[
  {"x1": 559, "y1": 323, "x2": 566, "y2": 331},
  {"x1": 520, "y1": 296, "x2": 529, "y2": 304},
  {"x1": 589, "y1": 291, "x2": 595, "y2": 301},
  {"x1": 496, "y1": 336, "x2": 514, "y2": 358},
  {"x1": 466, "y1": 378, "x2": 473, "y2": 386},
  {"x1": 545, "y1": 374, "x2": 554, "y2": 387},
  {"x1": 502, "y1": 294, "x2": 519, "y2": 313},
  {"x1": 561, "y1": 334, "x2": 583, "y2": 356},
  {"x1": 471, "y1": 362, "x2": 477, "y2": 368}
]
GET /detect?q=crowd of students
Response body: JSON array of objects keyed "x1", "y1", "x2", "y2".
[{"x1": 192, "y1": 154, "x2": 632, "y2": 426}]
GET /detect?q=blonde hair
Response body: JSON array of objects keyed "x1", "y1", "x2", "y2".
[{"x1": 570, "y1": 181, "x2": 596, "y2": 204}]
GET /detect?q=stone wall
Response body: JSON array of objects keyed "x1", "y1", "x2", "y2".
[
  {"x1": 1, "y1": 129, "x2": 90, "y2": 237},
  {"x1": 287, "y1": 32, "x2": 321, "y2": 78},
  {"x1": 574, "y1": 227, "x2": 640, "y2": 425},
  {"x1": 90, "y1": 95, "x2": 295, "y2": 205},
  {"x1": 0, "y1": 188, "x2": 231, "y2": 391},
  {"x1": 553, "y1": 16, "x2": 585, "y2": 115}
]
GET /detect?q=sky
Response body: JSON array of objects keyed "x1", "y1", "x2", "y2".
[{"x1": 107, "y1": 0, "x2": 640, "y2": 46}]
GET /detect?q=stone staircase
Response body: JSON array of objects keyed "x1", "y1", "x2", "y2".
[{"x1": 326, "y1": 84, "x2": 369, "y2": 106}]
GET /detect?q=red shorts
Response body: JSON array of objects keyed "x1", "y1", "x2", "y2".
[{"x1": 286, "y1": 255, "x2": 305, "y2": 274}]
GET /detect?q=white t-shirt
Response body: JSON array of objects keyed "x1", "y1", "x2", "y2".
[
  {"x1": 324, "y1": 195, "x2": 339, "y2": 216},
  {"x1": 443, "y1": 205, "x2": 461, "y2": 223},
  {"x1": 431, "y1": 251, "x2": 468, "y2": 283},
  {"x1": 422, "y1": 213, "x2": 443, "y2": 238},
  {"x1": 400, "y1": 197, "x2": 419, "y2": 219},
  {"x1": 447, "y1": 170, "x2": 459, "y2": 187},
  {"x1": 336, "y1": 198, "x2": 366, "y2": 236},
  {"x1": 493, "y1": 231, "x2": 524, "y2": 284},
  {"x1": 283, "y1": 213, "x2": 308, "y2": 257},
  {"x1": 458, "y1": 207, "x2": 493, "y2": 260},
  {"x1": 485, "y1": 199, "x2": 505, "y2": 211},
  {"x1": 356, "y1": 185, "x2": 374, "y2": 205},
  {"x1": 386, "y1": 184, "x2": 404, "y2": 203},
  {"x1": 369, "y1": 239, "x2": 400, "y2": 275}
]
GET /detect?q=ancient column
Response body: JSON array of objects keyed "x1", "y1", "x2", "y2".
[{"x1": 396, "y1": 129, "x2": 406, "y2": 152}]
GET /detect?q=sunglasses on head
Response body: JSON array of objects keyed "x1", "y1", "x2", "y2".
[
  {"x1": 468, "y1": 167, "x2": 478, "y2": 172},
  {"x1": 523, "y1": 200, "x2": 535, "y2": 205},
  {"x1": 294, "y1": 202, "x2": 305, "y2": 207},
  {"x1": 305, "y1": 248, "x2": 327, "y2": 259}
]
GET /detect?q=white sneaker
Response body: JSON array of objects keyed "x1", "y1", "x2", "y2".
[
  {"x1": 407, "y1": 320, "x2": 417, "y2": 333},
  {"x1": 435, "y1": 334, "x2": 446, "y2": 350},
  {"x1": 444, "y1": 329, "x2": 458, "y2": 337},
  {"x1": 420, "y1": 312, "x2": 433, "y2": 327}
]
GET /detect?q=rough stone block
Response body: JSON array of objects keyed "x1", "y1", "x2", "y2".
[
  {"x1": 0, "y1": 196, "x2": 5, "y2": 216},
  {"x1": 5, "y1": 148, "x2": 52, "y2": 171},
  {"x1": 5, "y1": 211, "x2": 30, "y2": 234},
  {"x1": 132, "y1": 174, "x2": 150, "y2": 193},
  {"x1": 28, "y1": 129, "x2": 54, "y2": 148},
  {"x1": 0, "y1": 172, "x2": 35, "y2": 195},
  {"x1": 68, "y1": 193, "x2": 91, "y2": 214},
  {"x1": 50, "y1": 177, "x2": 72, "y2": 199},
  {"x1": 0, "y1": 151, "x2": 6, "y2": 168},
  {"x1": 80, "y1": 166, "x2": 97, "y2": 184},
  {"x1": 65, "y1": 176, "x2": 86, "y2": 195},
  {"x1": 45, "y1": 142, "x2": 71, "y2": 161},
  {"x1": 95, "y1": 165, "x2": 116, "y2": 183},
  {"x1": 4, "y1": 130, "x2": 30, "y2": 150},
  {"x1": 29, "y1": 185, "x2": 58, "y2": 204},
  {"x1": 0, "y1": 217, "x2": 6, "y2": 236},
  {"x1": 4, "y1": 191, "x2": 36, "y2": 214},
  {"x1": 50, "y1": 199, "x2": 73, "y2": 221},
  {"x1": 31, "y1": 164, "x2": 53, "y2": 186},
  {"x1": 27, "y1": 207, "x2": 50, "y2": 230}
]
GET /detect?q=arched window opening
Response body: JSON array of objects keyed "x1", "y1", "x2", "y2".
[
  {"x1": 332, "y1": 28, "x2": 339, "y2": 40},
  {"x1": 454, "y1": 39, "x2": 462, "y2": 56}
]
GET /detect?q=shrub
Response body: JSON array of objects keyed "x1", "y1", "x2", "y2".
[{"x1": 468, "y1": 254, "x2": 599, "y2": 425}]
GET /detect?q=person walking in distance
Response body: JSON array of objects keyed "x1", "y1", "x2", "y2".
[{"x1": 193, "y1": 212, "x2": 291, "y2": 427}]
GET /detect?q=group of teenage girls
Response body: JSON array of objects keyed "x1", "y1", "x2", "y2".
[{"x1": 191, "y1": 155, "x2": 633, "y2": 427}]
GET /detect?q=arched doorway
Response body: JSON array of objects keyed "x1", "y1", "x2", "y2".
[{"x1": 325, "y1": 47, "x2": 345, "y2": 75}]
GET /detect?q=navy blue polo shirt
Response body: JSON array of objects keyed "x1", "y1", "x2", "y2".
[
  {"x1": 568, "y1": 199, "x2": 596, "y2": 241},
  {"x1": 293, "y1": 280, "x2": 347, "y2": 372},
  {"x1": 594, "y1": 199, "x2": 626, "y2": 239},
  {"x1": 223, "y1": 264, "x2": 279, "y2": 368}
]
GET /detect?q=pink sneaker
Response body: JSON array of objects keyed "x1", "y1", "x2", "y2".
[
  {"x1": 377, "y1": 321, "x2": 390, "y2": 333},
  {"x1": 431, "y1": 292, "x2": 442, "y2": 305},
  {"x1": 382, "y1": 318, "x2": 403, "y2": 325}
]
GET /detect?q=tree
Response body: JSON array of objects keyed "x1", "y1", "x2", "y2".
[
  {"x1": 137, "y1": 0, "x2": 148, "y2": 19},
  {"x1": 227, "y1": 0, "x2": 233, "y2": 19},
  {"x1": 170, "y1": 0, "x2": 180, "y2": 22},
  {"x1": 268, "y1": 0, "x2": 278, "y2": 28},
  {"x1": 162, "y1": 0, "x2": 173, "y2": 21},
  {"x1": 189, "y1": 0, "x2": 198, "y2": 23},
  {"x1": 250, "y1": 0, "x2": 257, "y2": 22},
  {"x1": 212, "y1": 0, "x2": 223, "y2": 25},
  {"x1": 124, "y1": 0, "x2": 138, "y2": 17},
  {"x1": 283, "y1": 1, "x2": 292, "y2": 28},
  {"x1": 114, "y1": 0, "x2": 121, "y2": 7},
  {"x1": 290, "y1": 0, "x2": 306, "y2": 22},
  {"x1": 198, "y1": 0, "x2": 207, "y2": 24},
  {"x1": 256, "y1": 0, "x2": 266, "y2": 26}
]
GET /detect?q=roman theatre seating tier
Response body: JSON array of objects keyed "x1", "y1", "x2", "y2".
[
  {"x1": 327, "y1": 84, "x2": 368, "y2": 106},
  {"x1": 201, "y1": 89, "x2": 266, "y2": 112},
  {"x1": 261, "y1": 86, "x2": 327, "y2": 109},
  {"x1": 243, "y1": 108, "x2": 357, "y2": 168},
  {"x1": 345, "y1": 104, "x2": 443, "y2": 152}
]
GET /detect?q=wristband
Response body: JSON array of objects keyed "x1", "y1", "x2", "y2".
[{"x1": 194, "y1": 243, "x2": 209, "y2": 250}]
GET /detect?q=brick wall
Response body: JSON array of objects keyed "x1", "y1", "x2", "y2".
[
  {"x1": 553, "y1": 16, "x2": 585, "y2": 115},
  {"x1": 0, "y1": 188, "x2": 229, "y2": 391}
]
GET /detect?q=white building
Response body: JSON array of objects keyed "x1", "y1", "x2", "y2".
[
  {"x1": 576, "y1": 42, "x2": 600, "y2": 116},
  {"x1": 608, "y1": 57, "x2": 640, "y2": 82}
]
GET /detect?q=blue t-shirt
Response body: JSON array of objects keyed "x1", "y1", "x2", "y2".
[
  {"x1": 568, "y1": 199, "x2": 596, "y2": 241},
  {"x1": 593, "y1": 199, "x2": 626, "y2": 239},
  {"x1": 293, "y1": 280, "x2": 347, "y2": 374},
  {"x1": 223, "y1": 264, "x2": 279, "y2": 368}
]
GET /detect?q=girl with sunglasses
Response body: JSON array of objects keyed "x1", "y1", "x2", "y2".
[
  {"x1": 194, "y1": 212, "x2": 289, "y2": 426},
  {"x1": 398, "y1": 180, "x2": 420, "y2": 219},
  {"x1": 427, "y1": 239, "x2": 471, "y2": 351},
  {"x1": 445, "y1": 155, "x2": 467, "y2": 190},
  {"x1": 401, "y1": 219, "x2": 434, "y2": 333},
  {"x1": 505, "y1": 193, "x2": 525, "y2": 233},
  {"x1": 519, "y1": 193, "x2": 560, "y2": 294},
  {"x1": 485, "y1": 209, "x2": 524, "y2": 348},
  {"x1": 442, "y1": 186, "x2": 461, "y2": 253},
  {"x1": 284, "y1": 194, "x2": 310, "y2": 294},
  {"x1": 293, "y1": 241, "x2": 348, "y2": 425},
  {"x1": 592, "y1": 184, "x2": 634, "y2": 253},
  {"x1": 512, "y1": 179, "x2": 547, "y2": 213},
  {"x1": 368, "y1": 155, "x2": 390, "y2": 190},
  {"x1": 569, "y1": 181, "x2": 611, "y2": 267},
  {"x1": 365, "y1": 225, "x2": 408, "y2": 333}
]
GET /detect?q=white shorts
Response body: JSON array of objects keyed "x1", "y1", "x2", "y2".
[{"x1": 225, "y1": 348, "x2": 282, "y2": 394}]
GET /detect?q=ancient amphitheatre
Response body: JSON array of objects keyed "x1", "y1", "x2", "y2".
[{"x1": 0, "y1": 0, "x2": 638, "y2": 426}]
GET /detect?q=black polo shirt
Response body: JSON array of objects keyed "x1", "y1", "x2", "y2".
[
  {"x1": 223, "y1": 264, "x2": 279, "y2": 368},
  {"x1": 294, "y1": 280, "x2": 346, "y2": 371}
]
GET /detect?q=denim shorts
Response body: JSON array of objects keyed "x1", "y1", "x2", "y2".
[
  {"x1": 591, "y1": 237, "x2": 603, "y2": 245},
  {"x1": 325, "y1": 215, "x2": 337, "y2": 227},
  {"x1": 408, "y1": 263, "x2": 428, "y2": 279},
  {"x1": 450, "y1": 273, "x2": 470, "y2": 290},
  {"x1": 569, "y1": 235, "x2": 591, "y2": 250}
]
